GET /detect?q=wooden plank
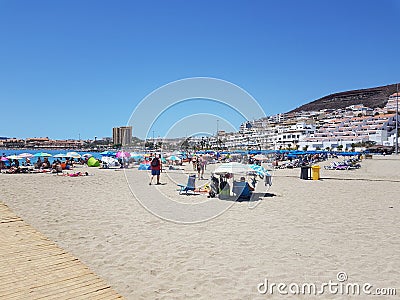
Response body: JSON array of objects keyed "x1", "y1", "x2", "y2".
[{"x1": 0, "y1": 202, "x2": 123, "y2": 300}]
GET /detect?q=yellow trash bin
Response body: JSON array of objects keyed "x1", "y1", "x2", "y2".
[{"x1": 311, "y1": 165, "x2": 320, "y2": 180}]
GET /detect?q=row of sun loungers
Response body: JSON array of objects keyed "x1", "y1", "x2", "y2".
[{"x1": 324, "y1": 159, "x2": 361, "y2": 170}]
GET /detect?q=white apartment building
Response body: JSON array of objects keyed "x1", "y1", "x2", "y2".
[
  {"x1": 275, "y1": 122, "x2": 315, "y2": 149},
  {"x1": 299, "y1": 114, "x2": 398, "y2": 150},
  {"x1": 385, "y1": 92, "x2": 400, "y2": 112}
]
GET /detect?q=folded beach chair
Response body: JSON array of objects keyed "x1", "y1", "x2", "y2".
[{"x1": 178, "y1": 175, "x2": 196, "y2": 195}]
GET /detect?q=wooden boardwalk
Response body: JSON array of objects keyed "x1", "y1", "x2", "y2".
[{"x1": 0, "y1": 202, "x2": 124, "y2": 300}]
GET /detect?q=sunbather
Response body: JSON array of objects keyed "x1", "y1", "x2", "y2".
[
  {"x1": 6, "y1": 166, "x2": 20, "y2": 174},
  {"x1": 64, "y1": 171, "x2": 89, "y2": 177}
]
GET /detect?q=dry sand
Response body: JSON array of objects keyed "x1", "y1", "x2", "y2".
[{"x1": 1, "y1": 156, "x2": 399, "y2": 299}]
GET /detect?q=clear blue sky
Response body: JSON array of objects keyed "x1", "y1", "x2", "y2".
[{"x1": 1, "y1": 0, "x2": 399, "y2": 139}]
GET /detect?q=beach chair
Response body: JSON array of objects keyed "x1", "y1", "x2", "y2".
[{"x1": 178, "y1": 175, "x2": 196, "y2": 195}]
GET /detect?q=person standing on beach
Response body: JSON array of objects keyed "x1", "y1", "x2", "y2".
[
  {"x1": 192, "y1": 155, "x2": 197, "y2": 171},
  {"x1": 199, "y1": 155, "x2": 206, "y2": 179},
  {"x1": 196, "y1": 155, "x2": 205, "y2": 179},
  {"x1": 149, "y1": 154, "x2": 162, "y2": 185}
]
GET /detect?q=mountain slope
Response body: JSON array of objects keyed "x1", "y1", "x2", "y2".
[{"x1": 290, "y1": 83, "x2": 399, "y2": 112}]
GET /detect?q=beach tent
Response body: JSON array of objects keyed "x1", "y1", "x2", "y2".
[
  {"x1": 87, "y1": 157, "x2": 100, "y2": 167},
  {"x1": 138, "y1": 164, "x2": 151, "y2": 170},
  {"x1": 101, "y1": 156, "x2": 119, "y2": 168}
]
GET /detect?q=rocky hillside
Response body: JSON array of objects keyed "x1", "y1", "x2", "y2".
[{"x1": 290, "y1": 83, "x2": 399, "y2": 112}]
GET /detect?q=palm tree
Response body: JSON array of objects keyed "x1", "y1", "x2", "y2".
[
  {"x1": 181, "y1": 139, "x2": 189, "y2": 151},
  {"x1": 200, "y1": 137, "x2": 205, "y2": 150}
]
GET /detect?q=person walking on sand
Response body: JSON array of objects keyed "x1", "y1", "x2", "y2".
[{"x1": 149, "y1": 154, "x2": 162, "y2": 185}]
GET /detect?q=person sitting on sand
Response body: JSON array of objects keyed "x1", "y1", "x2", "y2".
[
  {"x1": 35, "y1": 157, "x2": 42, "y2": 169},
  {"x1": 65, "y1": 159, "x2": 73, "y2": 170},
  {"x1": 51, "y1": 162, "x2": 63, "y2": 174},
  {"x1": 41, "y1": 157, "x2": 50, "y2": 169},
  {"x1": 240, "y1": 176, "x2": 254, "y2": 191},
  {"x1": 12, "y1": 159, "x2": 20, "y2": 168}
]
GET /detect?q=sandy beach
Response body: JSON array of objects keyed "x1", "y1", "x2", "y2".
[{"x1": 1, "y1": 156, "x2": 399, "y2": 299}]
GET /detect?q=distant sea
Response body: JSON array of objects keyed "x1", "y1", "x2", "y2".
[{"x1": 1, "y1": 149, "x2": 102, "y2": 162}]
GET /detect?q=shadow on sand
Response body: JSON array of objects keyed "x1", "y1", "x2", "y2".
[{"x1": 216, "y1": 192, "x2": 276, "y2": 202}]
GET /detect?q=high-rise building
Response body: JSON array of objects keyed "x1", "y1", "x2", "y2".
[{"x1": 112, "y1": 126, "x2": 132, "y2": 146}]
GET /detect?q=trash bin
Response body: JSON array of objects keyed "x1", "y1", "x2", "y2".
[
  {"x1": 300, "y1": 166, "x2": 311, "y2": 180},
  {"x1": 311, "y1": 165, "x2": 320, "y2": 180}
]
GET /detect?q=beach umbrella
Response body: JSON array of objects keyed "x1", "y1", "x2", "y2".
[
  {"x1": 54, "y1": 153, "x2": 69, "y2": 158},
  {"x1": 34, "y1": 152, "x2": 52, "y2": 157},
  {"x1": 166, "y1": 155, "x2": 180, "y2": 161},
  {"x1": 0, "y1": 157, "x2": 8, "y2": 162},
  {"x1": 66, "y1": 152, "x2": 81, "y2": 159},
  {"x1": 213, "y1": 162, "x2": 252, "y2": 175},
  {"x1": 100, "y1": 150, "x2": 116, "y2": 156},
  {"x1": 18, "y1": 153, "x2": 34, "y2": 158},
  {"x1": 82, "y1": 153, "x2": 93, "y2": 158},
  {"x1": 116, "y1": 151, "x2": 131, "y2": 158},
  {"x1": 249, "y1": 164, "x2": 268, "y2": 176},
  {"x1": 6, "y1": 155, "x2": 23, "y2": 160}
]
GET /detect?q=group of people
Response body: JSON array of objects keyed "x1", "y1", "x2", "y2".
[
  {"x1": 0, "y1": 153, "x2": 78, "y2": 174},
  {"x1": 148, "y1": 153, "x2": 207, "y2": 185}
]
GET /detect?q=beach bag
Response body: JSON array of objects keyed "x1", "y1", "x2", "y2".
[{"x1": 151, "y1": 158, "x2": 159, "y2": 167}]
